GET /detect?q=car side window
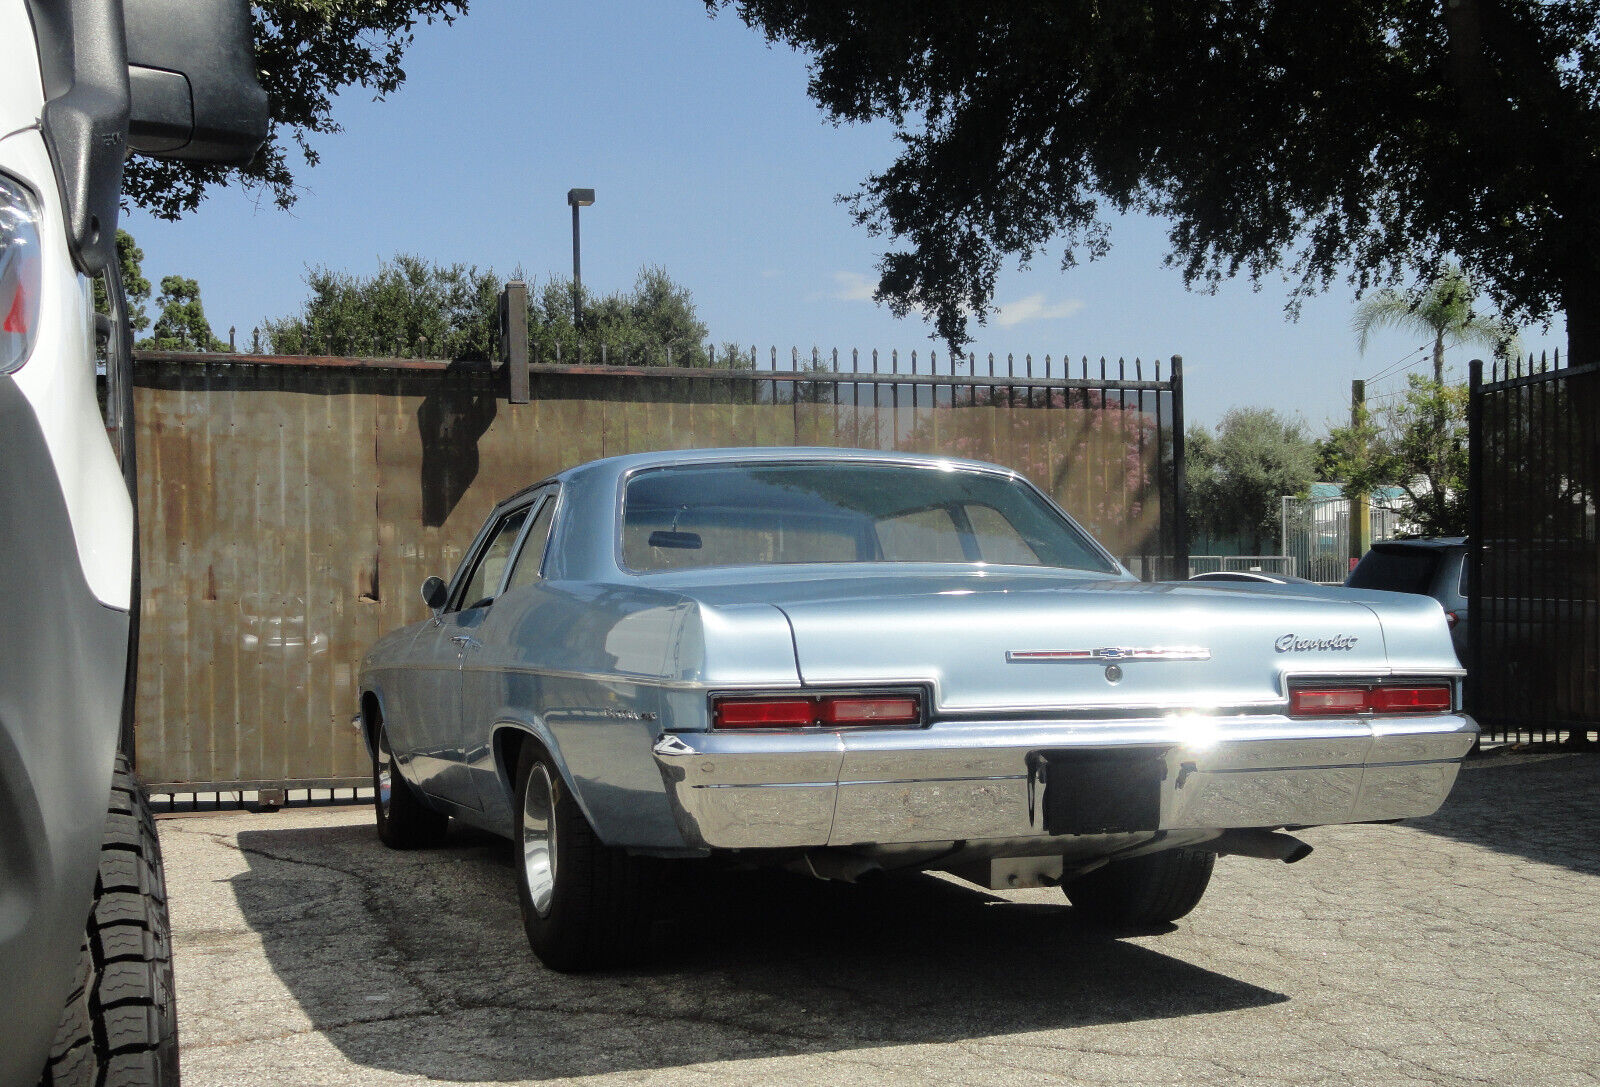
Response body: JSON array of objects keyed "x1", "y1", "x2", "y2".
[
  {"x1": 456, "y1": 505, "x2": 531, "y2": 611},
  {"x1": 964, "y1": 503, "x2": 1042, "y2": 564},
  {"x1": 503, "y1": 494, "x2": 557, "y2": 593},
  {"x1": 876, "y1": 506, "x2": 969, "y2": 561}
]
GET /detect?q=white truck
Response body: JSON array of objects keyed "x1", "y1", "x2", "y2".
[{"x1": 1, "y1": 2, "x2": 264, "y2": 1083}]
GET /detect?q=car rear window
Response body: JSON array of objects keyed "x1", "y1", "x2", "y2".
[
  {"x1": 621, "y1": 462, "x2": 1117, "y2": 574},
  {"x1": 1347, "y1": 546, "x2": 1441, "y2": 595}
]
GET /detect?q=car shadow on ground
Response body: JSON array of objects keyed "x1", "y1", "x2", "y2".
[
  {"x1": 229, "y1": 822, "x2": 1285, "y2": 1082},
  {"x1": 1406, "y1": 749, "x2": 1600, "y2": 877}
]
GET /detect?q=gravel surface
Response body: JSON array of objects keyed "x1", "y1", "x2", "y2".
[{"x1": 158, "y1": 748, "x2": 1600, "y2": 1086}]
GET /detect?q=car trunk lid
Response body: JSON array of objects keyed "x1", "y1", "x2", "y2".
[{"x1": 774, "y1": 579, "x2": 1388, "y2": 713}]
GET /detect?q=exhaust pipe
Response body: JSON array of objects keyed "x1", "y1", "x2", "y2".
[{"x1": 1212, "y1": 829, "x2": 1313, "y2": 864}]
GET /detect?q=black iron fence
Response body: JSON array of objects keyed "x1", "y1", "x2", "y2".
[
  {"x1": 1468, "y1": 353, "x2": 1600, "y2": 745},
  {"x1": 510, "y1": 342, "x2": 1188, "y2": 578}
]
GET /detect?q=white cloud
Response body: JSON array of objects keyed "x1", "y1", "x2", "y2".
[
  {"x1": 995, "y1": 293, "x2": 1085, "y2": 327},
  {"x1": 830, "y1": 271, "x2": 878, "y2": 302}
]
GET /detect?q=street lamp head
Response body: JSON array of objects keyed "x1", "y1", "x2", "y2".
[{"x1": 567, "y1": 188, "x2": 595, "y2": 207}]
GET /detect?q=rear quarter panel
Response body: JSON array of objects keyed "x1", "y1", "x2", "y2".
[{"x1": 466, "y1": 580, "x2": 800, "y2": 848}]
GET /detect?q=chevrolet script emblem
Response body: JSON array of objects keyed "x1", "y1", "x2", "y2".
[
  {"x1": 1006, "y1": 646, "x2": 1212, "y2": 663},
  {"x1": 1274, "y1": 633, "x2": 1359, "y2": 652}
]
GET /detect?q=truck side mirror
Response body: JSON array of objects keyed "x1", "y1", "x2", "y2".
[{"x1": 123, "y1": 0, "x2": 268, "y2": 162}]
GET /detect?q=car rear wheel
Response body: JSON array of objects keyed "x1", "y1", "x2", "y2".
[
  {"x1": 372, "y1": 721, "x2": 448, "y2": 849},
  {"x1": 1062, "y1": 847, "x2": 1216, "y2": 927},
  {"x1": 514, "y1": 744, "x2": 654, "y2": 972},
  {"x1": 40, "y1": 754, "x2": 178, "y2": 1087}
]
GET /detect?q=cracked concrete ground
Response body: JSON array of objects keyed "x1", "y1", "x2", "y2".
[{"x1": 158, "y1": 749, "x2": 1600, "y2": 1086}]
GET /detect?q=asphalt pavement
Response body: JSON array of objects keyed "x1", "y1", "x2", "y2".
[{"x1": 157, "y1": 748, "x2": 1600, "y2": 1086}]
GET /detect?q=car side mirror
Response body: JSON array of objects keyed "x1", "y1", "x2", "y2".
[{"x1": 420, "y1": 576, "x2": 448, "y2": 615}]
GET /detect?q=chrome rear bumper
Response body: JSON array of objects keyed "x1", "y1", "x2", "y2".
[{"x1": 651, "y1": 713, "x2": 1478, "y2": 850}]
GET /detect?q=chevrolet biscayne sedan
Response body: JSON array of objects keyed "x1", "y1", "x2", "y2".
[{"x1": 358, "y1": 448, "x2": 1477, "y2": 971}]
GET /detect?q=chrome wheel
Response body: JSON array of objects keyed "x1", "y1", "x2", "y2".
[{"x1": 521, "y1": 762, "x2": 558, "y2": 917}]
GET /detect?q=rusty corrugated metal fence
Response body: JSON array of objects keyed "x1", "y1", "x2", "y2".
[{"x1": 131, "y1": 349, "x2": 1184, "y2": 790}]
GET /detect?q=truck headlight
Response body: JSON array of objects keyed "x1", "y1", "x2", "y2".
[{"x1": 0, "y1": 172, "x2": 42, "y2": 375}]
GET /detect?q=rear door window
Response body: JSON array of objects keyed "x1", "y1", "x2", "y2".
[{"x1": 503, "y1": 494, "x2": 557, "y2": 592}]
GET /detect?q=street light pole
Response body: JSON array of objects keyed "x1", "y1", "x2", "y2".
[{"x1": 567, "y1": 188, "x2": 594, "y2": 334}]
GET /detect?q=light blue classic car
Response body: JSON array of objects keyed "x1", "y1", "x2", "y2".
[{"x1": 357, "y1": 448, "x2": 1476, "y2": 971}]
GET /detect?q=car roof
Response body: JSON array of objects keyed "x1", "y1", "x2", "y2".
[{"x1": 568, "y1": 446, "x2": 1020, "y2": 478}]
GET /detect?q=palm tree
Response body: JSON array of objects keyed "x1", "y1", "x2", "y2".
[{"x1": 1353, "y1": 265, "x2": 1520, "y2": 383}]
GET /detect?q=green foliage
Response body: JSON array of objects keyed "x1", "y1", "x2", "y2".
[
  {"x1": 1323, "y1": 376, "x2": 1470, "y2": 537},
  {"x1": 528, "y1": 266, "x2": 721, "y2": 366},
  {"x1": 265, "y1": 257, "x2": 724, "y2": 365},
  {"x1": 123, "y1": 1, "x2": 467, "y2": 218},
  {"x1": 263, "y1": 255, "x2": 500, "y2": 358},
  {"x1": 711, "y1": 1, "x2": 1600, "y2": 357},
  {"x1": 91, "y1": 230, "x2": 152, "y2": 333},
  {"x1": 1186, "y1": 408, "x2": 1318, "y2": 553},
  {"x1": 139, "y1": 276, "x2": 228, "y2": 352},
  {"x1": 1352, "y1": 265, "x2": 1519, "y2": 382}
]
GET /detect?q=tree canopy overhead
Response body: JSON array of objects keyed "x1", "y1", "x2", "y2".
[
  {"x1": 711, "y1": 1, "x2": 1600, "y2": 362},
  {"x1": 124, "y1": 1, "x2": 467, "y2": 219}
]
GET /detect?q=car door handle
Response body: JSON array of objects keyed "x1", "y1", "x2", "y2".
[{"x1": 451, "y1": 635, "x2": 483, "y2": 650}]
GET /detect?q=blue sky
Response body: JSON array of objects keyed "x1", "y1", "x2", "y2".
[{"x1": 122, "y1": 0, "x2": 1563, "y2": 431}]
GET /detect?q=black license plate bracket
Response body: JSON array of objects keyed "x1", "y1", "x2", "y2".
[{"x1": 1028, "y1": 749, "x2": 1169, "y2": 835}]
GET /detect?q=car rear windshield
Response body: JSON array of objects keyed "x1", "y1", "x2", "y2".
[
  {"x1": 621, "y1": 462, "x2": 1118, "y2": 574},
  {"x1": 1347, "y1": 546, "x2": 1441, "y2": 595}
]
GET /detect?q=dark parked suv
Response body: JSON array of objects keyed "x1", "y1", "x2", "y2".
[{"x1": 1346, "y1": 538, "x2": 1469, "y2": 664}]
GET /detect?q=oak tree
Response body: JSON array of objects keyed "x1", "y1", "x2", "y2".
[{"x1": 711, "y1": 1, "x2": 1600, "y2": 365}]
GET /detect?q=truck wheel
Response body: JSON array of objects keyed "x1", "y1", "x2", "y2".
[
  {"x1": 372, "y1": 722, "x2": 449, "y2": 849},
  {"x1": 40, "y1": 754, "x2": 178, "y2": 1087},
  {"x1": 513, "y1": 744, "x2": 652, "y2": 972},
  {"x1": 1063, "y1": 847, "x2": 1216, "y2": 927}
]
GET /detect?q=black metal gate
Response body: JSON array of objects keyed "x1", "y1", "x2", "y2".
[{"x1": 1468, "y1": 354, "x2": 1600, "y2": 744}]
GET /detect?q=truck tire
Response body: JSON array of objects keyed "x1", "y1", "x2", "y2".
[
  {"x1": 513, "y1": 744, "x2": 654, "y2": 972},
  {"x1": 1062, "y1": 847, "x2": 1216, "y2": 927},
  {"x1": 39, "y1": 754, "x2": 178, "y2": 1087}
]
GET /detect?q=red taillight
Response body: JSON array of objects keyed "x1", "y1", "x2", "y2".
[
  {"x1": 1289, "y1": 683, "x2": 1453, "y2": 717},
  {"x1": 1290, "y1": 687, "x2": 1371, "y2": 716},
  {"x1": 1369, "y1": 685, "x2": 1452, "y2": 713},
  {"x1": 0, "y1": 173, "x2": 43, "y2": 373},
  {"x1": 2, "y1": 283, "x2": 27, "y2": 333},
  {"x1": 713, "y1": 693, "x2": 923, "y2": 730},
  {"x1": 817, "y1": 696, "x2": 921, "y2": 726},
  {"x1": 714, "y1": 698, "x2": 816, "y2": 729}
]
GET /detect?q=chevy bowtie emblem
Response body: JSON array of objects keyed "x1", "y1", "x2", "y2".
[{"x1": 1006, "y1": 646, "x2": 1212, "y2": 663}]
